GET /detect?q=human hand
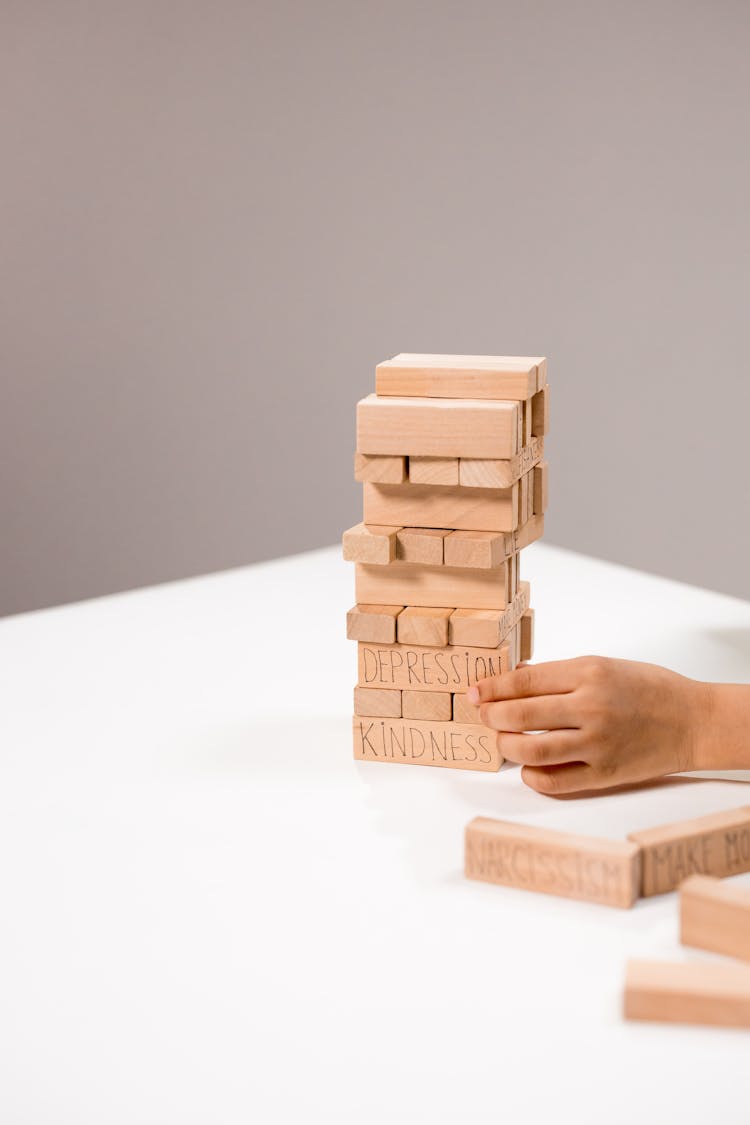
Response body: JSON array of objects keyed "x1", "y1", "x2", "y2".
[{"x1": 466, "y1": 656, "x2": 713, "y2": 795}]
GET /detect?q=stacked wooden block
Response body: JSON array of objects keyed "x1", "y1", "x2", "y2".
[{"x1": 343, "y1": 353, "x2": 549, "y2": 773}]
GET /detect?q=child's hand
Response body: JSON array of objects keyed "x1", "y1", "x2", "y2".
[{"x1": 466, "y1": 656, "x2": 713, "y2": 795}]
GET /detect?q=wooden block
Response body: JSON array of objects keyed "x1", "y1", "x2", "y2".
[
  {"x1": 628, "y1": 805, "x2": 750, "y2": 896},
  {"x1": 353, "y1": 686, "x2": 402, "y2": 718},
  {"x1": 353, "y1": 716, "x2": 501, "y2": 771},
  {"x1": 520, "y1": 608, "x2": 535, "y2": 662},
  {"x1": 395, "y1": 527, "x2": 449, "y2": 566},
  {"x1": 522, "y1": 399, "x2": 533, "y2": 445},
  {"x1": 356, "y1": 394, "x2": 520, "y2": 459},
  {"x1": 680, "y1": 875, "x2": 750, "y2": 962},
  {"x1": 397, "y1": 606, "x2": 453, "y2": 647},
  {"x1": 449, "y1": 583, "x2": 530, "y2": 648},
  {"x1": 402, "y1": 689, "x2": 452, "y2": 721},
  {"x1": 342, "y1": 522, "x2": 399, "y2": 564},
  {"x1": 624, "y1": 960, "x2": 750, "y2": 1028},
  {"x1": 408, "y1": 457, "x2": 459, "y2": 486},
  {"x1": 363, "y1": 481, "x2": 518, "y2": 534},
  {"x1": 354, "y1": 452, "x2": 407, "y2": 484},
  {"x1": 443, "y1": 530, "x2": 511, "y2": 570},
  {"x1": 465, "y1": 816, "x2": 641, "y2": 908},
  {"x1": 375, "y1": 354, "x2": 543, "y2": 401},
  {"x1": 356, "y1": 560, "x2": 509, "y2": 611},
  {"x1": 453, "y1": 692, "x2": 481, "y2": 723},
  {"x1": 531, "y1": 385, "x2": 549, "y2": 437},
  {"x1": 533, "y1": 461, "x2": 549, "y2": 515},
  {"x1": 514, "y1": 513, "x2": 545, "y2": 552},
  {"x1": 535, "y1": 358, "x2": 548, "y2": 391},
  {"x1": 458, "y1": 436, "x2": 545, "y2": 490},
  {"x1": 358, "y1": 639, "x2": 510, "y2": 693},
  {"x1": 346, "y1": 604, "x2": 403, "y2": 644}
]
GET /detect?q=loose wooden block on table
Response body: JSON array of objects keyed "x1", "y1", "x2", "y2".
[
  {"x1": 356, "y1": 395, "x2": 520, "y2": 459},
  {"x1": 453, "y1": 693, "x2": 481, "y2": 723},
  {"x1": 346, "y1": 604, "x2": 403, "y2": 644},
  {"x1": 465, "y1": 816, "x2": 641, "y2": 908},
  {"x1": 449, "y1": 583, "x2": 530, "y2": 648},
  {"x1": 533, "y1": 461, "x2": 549, "y2": 515},
  {"x1": 396, "y1": 527, "x2": 449, "y2": 566},
  {"x1": 408, "y1": 457, "x2": 459, "y2": 486},
  {"x1": 628, "y1": 805, "x2": 750, "y2": 896},
  {"x1": 402, "y1": 689, "x2": 452, "y2": 721},
  {"x1": 624, "y1": 960, "x2": 750, "y2": 1029},
  {"x1": 354, "y1": 452, "x2": 407, "y2": 484},
  {"x1": 356, "y1": 560, "x2": 510, "y2": 611},
  {"x1": 458, "y1": 436, "x2": 545, "y2": 490},
  {"x1": 375, "y1": 354, "x2": 544, "y2": 401},
  {"x1": 363, "y1": 481, "x2": 519, "y2": 533},
  {"x1": 680, "y1": 875, "x2": 750, "y2": 962},
  {"x1": 342, "y1": 522, "x2": 399, "y2": 564},
  {"x1": 358, "y1": 639, "x2": 510, "y2": 693},
  {"x1": 353, "y1": 686, "x2": 402, "y2": 718},
  {"x1": 353, "y1": 716, "x2": 501, "y2": 771},
  {"x1": 397, "y1": 606, "x2": 453, "y2": 647},
  {"x1": 531, "y1": 385, "x2": 550, "y2": 437},
  {"x1": 520, "y1": 608, "x2": 535, "y2": 662}
]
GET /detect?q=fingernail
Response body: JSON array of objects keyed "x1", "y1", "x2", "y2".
[{"x1": 466, "y1": 686, "x2": 479, "y2": 704}]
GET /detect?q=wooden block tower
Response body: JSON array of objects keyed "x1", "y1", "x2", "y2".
[{"x1": 343, "y1": 353, "x2": 549, "y2": 773}]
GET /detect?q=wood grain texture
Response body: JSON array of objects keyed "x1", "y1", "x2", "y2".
[
  {"x1": 458, "y1": 436, "x2": 544, "y2": 489},
  {"x1": 520, "y1": 608, "x2": 535, "y2": 662},
  {"x1": 342, "y1": 522, "x2": 399, "y2": 564},
  {"x1": 531, "y1": 385, "x2": 550, "y2": 437},
  {"x1": 358, "y1": 639, "x2": 510, "y2": 693},
  {"x1": 375, "y1": 353, "x2": 543, "y2": 400},
  {"x1": 395, "y1": 527, "x2": 449, "y2": 566},
  {"x1": 453, "y1": 693, "x2": 481, "y2": 723},
  {"x1": 533, "y1": 461, "x2": 549, "y2": 515},
  {"x1": 353, "y1": 715, "x2": 501, "y2": 771},
  {"x1": 443, "y1": 530, "x2": 510, "y2": 570},
  {"x1": 356, "y1": 394, "x2": 520, "y2": 459},
  {"x1": 449, "y1": 583, "x2": 530, "y2": 648},
  {"x1": 465, "y1": 816, "x2": 641, "y2": 908},
  {"x1": 355, "y1": 560, "x2": 510, "y2": 610},
  {"x1": 680, "y1": 875, "x2": 750, "y2": 962},
  {"x1": 624, "y1": 960, "x2": 750, "y2": 1028},
  {"x1": 353, "y1": 686, "x2": 402, "y2": 718},
  {"x1": 515, "y1": 513, "x2": 545, "y2": 551},
  {"x1": 402, "y1": 689, "x2": 452, "y2": 721},
  {"x1": 628, "y1": 805, "x2": 750, "y2": 896},
  {"x1": 396, "y1": 606, "x2": 453, "y2": 647},
  {"x1": 363, "y1": 481, "x2": 519, "y2": 533},
  {"x1": 408, "y1": 456, "x2": 459, "y2": 486},
  {"x1": 346, "y1": 604, "x2": 403, "y2": 644},
  {"x1": 354, "y1": 452, "x2": 407, "y2": 484}
]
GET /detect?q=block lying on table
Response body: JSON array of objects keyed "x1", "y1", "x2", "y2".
[
  {"x1": 375, "y1": 353, "x2": 544, "y2": 400},
  {"x1": 363, "y1": 481, "x2": 519, "y2": 533},
  {"x1": 354, "y1": 452, "x2": 407, "y2": 483},
  {"x1": 358, "y1": 639, "x2": 510, "y2": 693},
  {"x1": 346, "y1": 604, "x2": 403, "y2": 644},
  {"x1": 357, "y1": 394, "x2": 521, "y2": 459},
  {"x1": 355, "y1": 560, "x2": 510, "y2": 610},
  {"x1": 627, "y1": 805, "x2": 750, "y2": 896},
  {"x1": 624, "y1": 960, "x2": 750, "y2": 1028},
  {"x1": 680, "y1": 875, "x2": 750, "y2": 962},
  {"x1": 448, "y1": 583, "x2": 530, "y2": 648},
  {"x1": 465, "y1": 816, "x2": 641, "y2": 908},
  {"x1": 353, "y1": 716, "x2": 501, "y2": 771}
]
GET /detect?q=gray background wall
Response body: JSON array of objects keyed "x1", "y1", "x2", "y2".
[{"x1": 2, "y1": 0, "x2": 749, "y2": 617}]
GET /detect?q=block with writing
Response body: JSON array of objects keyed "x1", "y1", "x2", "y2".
[
  {"x1": 358, "y1": 639, "x2": 510, "y2": 693},
  {"x1": 353, "y1": 716, "x2": 501, "y2": 772},
  {"x1": 628, "y1": 805, "x2": 750, "y2": 896}
]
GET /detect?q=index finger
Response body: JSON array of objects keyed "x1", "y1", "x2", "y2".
[{"x1": 467, "y1": 660, "x2": 581, "y2": 705}]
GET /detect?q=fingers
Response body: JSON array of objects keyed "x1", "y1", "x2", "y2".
[
  {"x1": 480, "y1": 693, "x2": 579, "y2": 733},
  {"x1": 497, "y1": 730, "x2": 584, "y2": 767},
  {"x1": 467, "y1": 659, "x2": 583, "y2": 706},
  {"x1": 521, "y1": 762, "x2": 593, "y2": 796}
]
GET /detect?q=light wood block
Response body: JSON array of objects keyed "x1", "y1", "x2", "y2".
[
  {"x1": 453, "y1": 693, "x2": 481, "y2": 723},
  {"x1": 533, "y1": 461, "x2": 549, "y2": 515},
  {"x1": 535, "y1": 358, "x2": 548, "y2": 390},
  {"x1": 624, "y1": 960, "x2": 750, "y2": 1028},
  {"x1": 354, "y1": 452, "x2": 407, "y2": 484},
  {"x1": 520, "y1": 608, "x2": 535, "y2": 662},
  {"x1": 531, "y1": 385, "x2": 549, "y2": 436},
  {"x1": 449, "y1": 583, "x2": 530, "y2": 648},
  {"x1": 515, "y1": 513, "x2": 545, "y2": 551},
  {"x1": 346, "y1": 604, "x2": 403, "y2": 644},
  {"x1": 353, "y1": 716, "x2": 501, "y2": 771},
  {"x1": 358, "y1": 639, "x2": 510, "y2": 693},
  {"x1": 356, "y1": 394, "x2": 520, "y2": 459},
  {"x1": 680, "y1": 875, "x2": 750, "y2": 962},
  {"x1": 356, "y1": 561, "x2": 510, "y2": 611},
  {"x1": 628, "y1": 805, "x2": 750, "y2": 896},
  {"x1": 353, "y1": 686, "x2": 402, "y2": 718},
  {"x1": 466, "y1": 816, "x2": 641, "y2": 908},
  {"x1": 458, "y1": 436, "x2": 545, "y2": 490},
  {"x1": 523, "y1": 399, "x2": 533, "y2": 445},
  {"x1": 395, "y1": 527, "x2": 449, "y2": 566},
  {"x1": 342, "y1": 522, "x2": 399, "y2": 564},
  {"x1": 397, "y1": 606, "x2": 453, "y2": 647},
  {"x1": 375, "y1": 353, "x2": 543, "y2": 401},
  {"x1": 443, "y1": 530, "x2": 511, "y2": 570},
  {"x1": 402, "y1": 689, "x2": 452, "y2": 721},
  {"x1": 408, "y1": 456, "x2": 459, "y2": 486},
  {"x1": 363, "y1": 481, "x2": 518, "y2": 534}
]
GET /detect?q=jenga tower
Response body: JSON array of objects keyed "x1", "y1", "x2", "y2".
[{"x1": 343, "y1": 354, "x2": 549, "y2": 773}]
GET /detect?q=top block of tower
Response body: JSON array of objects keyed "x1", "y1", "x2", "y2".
[{"x1": 375, "y1": 354, "x2": 547, "y2": 400}]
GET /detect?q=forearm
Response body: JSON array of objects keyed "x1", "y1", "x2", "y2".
[{"x1": 692, "y1": 682, "x2": 750, "y2": 771}]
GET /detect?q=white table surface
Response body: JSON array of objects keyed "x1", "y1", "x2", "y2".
[{"x1": 2, "y1": 542, "x2": 750, "y2": 1124}]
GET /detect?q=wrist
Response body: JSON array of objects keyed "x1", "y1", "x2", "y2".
[{"x1": 686, "y1": 679, "x2": 718, "y2": 771}]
